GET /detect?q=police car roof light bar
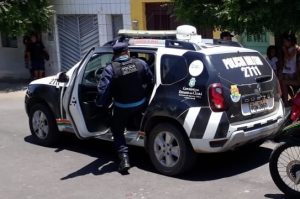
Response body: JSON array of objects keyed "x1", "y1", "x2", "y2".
[
  {"x1": 128, "y1": 38, "x2": 200, "y2": 51},
  {"x1": 128, "y1": 38, "x2": 166, "y2": 47},
  {"x1": 118, "y1": 29, "x2": 177, "y2": 38}
]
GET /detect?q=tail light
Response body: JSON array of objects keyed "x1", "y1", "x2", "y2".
[
  {"x1": 209, "y1": 83, "x2": 227, "y2": 112},
  {"x1": 290, "y1": 108, "x2": 300, "y2": 122}
]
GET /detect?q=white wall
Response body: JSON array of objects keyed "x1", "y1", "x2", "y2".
[
  {"x1": 0, "y1": 0, "x2": 132, "y2": 80},
  {"x1": 52, "y1": 0, "x2": 131, "y2": 44},
  {"x1": 42, "y1": 16, "x2": 61, "y2": 76},
  {"x1": 0, "y1": 36, "x2": 30, "y2": 80},
  {"x1": 49, "y1": 0, "x2": 131, "y2": 72}
]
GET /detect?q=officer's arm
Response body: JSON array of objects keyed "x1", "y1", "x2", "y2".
[
  {"x1": 141, "y1": 61, "x2": 154, "y2": 85},
  {"x1": 96, "y1": 64, "x2": 113, "y2": 107}
]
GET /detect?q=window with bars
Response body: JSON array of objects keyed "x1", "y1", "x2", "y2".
[{"x1": 247, "y1": 33, "x2": 267, "y2": 43}]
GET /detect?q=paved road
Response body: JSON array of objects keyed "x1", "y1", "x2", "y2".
[{"x1": 0, "y1": 89, "x2": 287, "y2": 199}]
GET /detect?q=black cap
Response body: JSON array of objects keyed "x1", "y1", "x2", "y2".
[
  {"x1": 112, "y1": 42, "x2": 128, "y2": 54},
  {"x1": 220, "y1": 31, "x2": 234, "y2": 39}
]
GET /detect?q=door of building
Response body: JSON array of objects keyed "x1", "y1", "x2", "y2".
[
  {"x1": 145, "y1": 3, "x2": 178, "y2": 30},
  {"x1": 57, "y1": 15, "x2": 99, "y2": 71}
]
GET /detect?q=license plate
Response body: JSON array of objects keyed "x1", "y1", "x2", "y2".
[{"x1": 249, "y1": 99, "x2": 268, "y2": 114}]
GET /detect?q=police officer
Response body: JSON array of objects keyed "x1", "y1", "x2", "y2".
[{"x1": 96, "y1": 42, "x2": 153, "y2": 172}]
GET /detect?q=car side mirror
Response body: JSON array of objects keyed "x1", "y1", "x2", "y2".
[{"x1": 56, "y1": 72, "x2": 69, "y2": 83}]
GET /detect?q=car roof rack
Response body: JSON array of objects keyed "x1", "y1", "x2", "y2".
[{"x1": 128, "y1": 38, "x2": 200, "y2": 51}]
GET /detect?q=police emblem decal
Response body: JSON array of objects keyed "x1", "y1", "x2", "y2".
[
  {"x1": 230, "y1": 85, "x2": 241, "y2": 103},
  {"x1": 189, "y1": 78, "x2": 196, "y2": 87}
]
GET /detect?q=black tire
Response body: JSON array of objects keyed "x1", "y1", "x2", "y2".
[
  {"x1": 269, "y1": 141, "x2": 300, "y2": 198},
  {"x1": 29, "y1": 103, "x2": 59, "y2": 146},
  {"x1": 147, "y1": 123, "x2": 196, "y2": 176}
]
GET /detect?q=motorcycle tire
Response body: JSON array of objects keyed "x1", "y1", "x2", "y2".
[{"x1": 269, "y1": 141, "x2": 300, "y2": 198}]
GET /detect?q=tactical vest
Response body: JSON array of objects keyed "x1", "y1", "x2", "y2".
[{"x1": 111, "y1": 58, "x2": 146, "y2": 104}]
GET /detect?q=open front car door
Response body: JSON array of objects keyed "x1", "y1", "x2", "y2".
[{"x1": 63, "y1": 47, "x2": 114, "y2": 138}]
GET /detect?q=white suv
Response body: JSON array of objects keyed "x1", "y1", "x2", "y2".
[{"x1": 25, "y1": 38, "x2": 285, "y2": 175}]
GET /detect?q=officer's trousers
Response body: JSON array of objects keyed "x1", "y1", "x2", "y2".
[{"x1": 111, "y1": 104, "x2": 145, "y2": 154}]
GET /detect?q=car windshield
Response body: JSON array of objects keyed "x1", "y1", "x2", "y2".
[{"x1": 209, "y1": 52, "x2": 272, "y2": 84}]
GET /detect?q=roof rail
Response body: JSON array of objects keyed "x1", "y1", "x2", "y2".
[{"x1": 165, "y1": 40, "x2": 200, "y2": 51}]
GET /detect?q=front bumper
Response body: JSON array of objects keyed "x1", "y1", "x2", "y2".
[{"x1": 190, "y1": 100, "x2": 285, "y2": 153}]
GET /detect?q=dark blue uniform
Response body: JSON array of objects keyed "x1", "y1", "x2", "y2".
[{"x1": 96, "y1": 47, "x2": 153, "y2": 154}]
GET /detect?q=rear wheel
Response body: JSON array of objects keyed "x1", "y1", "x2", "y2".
[
  {"x1": 269, "y1": 141, "x2": 300, "y2": 198},
  {"x1": 147, "y1": 123, "x2": 196, "y2": 176},
  {"x1": 29, "y1": 104, "x2": 59, "y2": 146}
]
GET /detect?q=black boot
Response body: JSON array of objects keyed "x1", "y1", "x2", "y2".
[{"x1": 118, "y1": 153, "x2": 130, "y2": 173}]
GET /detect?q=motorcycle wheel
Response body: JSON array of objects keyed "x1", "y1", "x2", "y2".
[{"x1": 269, "y1": 141, "x2": 300, "y2": 198}]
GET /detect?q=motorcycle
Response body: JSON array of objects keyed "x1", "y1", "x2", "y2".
[{"x1": 269, "y1": 92, "x2": 300, "y2": 198}]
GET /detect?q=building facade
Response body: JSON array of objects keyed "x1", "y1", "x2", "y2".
[
  {"x1": 0, "y1": 33, "x2": 28, "y2": 80},
  {"x1": 213, "y1": 30, "x2": 274, "y2": 54},
  {"x1": 131, "y1": 0, "x2": 178, "y2": 30},
  {"x1": 0, "y1": 0, "x2": 274, "y2": 80},
  {"x1": 0, "y1": 0, "x2": 131, "y2": 80},
  {"x1": 239, "y1": 32, "x2": 275, "y2": 54},
  {"x1": 130, "y1": 0, "x2": 213, "y2": 38}
]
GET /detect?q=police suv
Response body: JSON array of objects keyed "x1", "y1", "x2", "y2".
[{"x1": 25, "y1": 28, "x2": 285, "y2": 176}]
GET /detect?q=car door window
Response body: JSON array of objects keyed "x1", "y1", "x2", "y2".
[
  {"x1": 130, "y1": 51, "x2": 156, "y2": 73},
  {"x1": 82, "y1": 53, "x2": 113, "y2": 86},
  {"x1": 161, "y1": 54, "x2": 188, "y2": 84}
]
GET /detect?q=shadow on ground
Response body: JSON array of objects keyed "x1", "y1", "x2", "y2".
[
  {"x1": 265, "y1": 193, "x2": 288, "y2": 199},
  {"x1": 24, "y1": 133, "x2": 273, "y2": 181},
  {"x1": 0, "y1": 82, "x2": 28, "y2": 92}
]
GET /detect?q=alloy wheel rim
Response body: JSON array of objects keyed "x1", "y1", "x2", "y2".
[
  {"x1": 154, "y1": 131, "x2": 180, "y2": 168},
  {"x1": 32, "y1": 110, "x2": 49, "y2": 139}
]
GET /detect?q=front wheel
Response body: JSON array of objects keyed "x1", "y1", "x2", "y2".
[
  {"x1": 147, "y1": 123, "x2": 196, "y2": 176},
  {"x1": 269, "y1": 141, "x2": 300, "y2": 198},
  {"x1": 29, "y1": 104, "x2": 59, "y2": 146}
]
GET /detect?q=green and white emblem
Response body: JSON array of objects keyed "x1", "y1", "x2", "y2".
[{"x1": 189, "y1": 78, "x2": 196, "y2": 87}]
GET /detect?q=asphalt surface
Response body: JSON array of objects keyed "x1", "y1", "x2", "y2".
[{"x1": 0, "y1": 88, "x2": 288, "y2": 199}]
